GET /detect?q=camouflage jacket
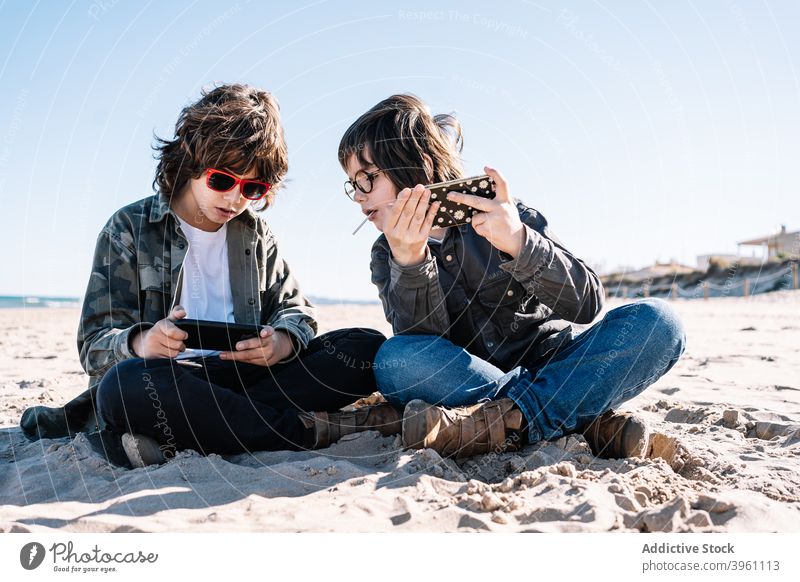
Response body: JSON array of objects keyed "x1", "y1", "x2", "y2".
[{"x1": 77, "y1": 192, "x2": 317, "y2": 389}]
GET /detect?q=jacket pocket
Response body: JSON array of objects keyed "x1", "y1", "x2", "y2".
[
  {"x1": 476, "y1": 277, "x2": 524, "y2": 310},
  {"x1": 475, "y1": 277, "x2": 527, "y2": 331},
  {"x1": 137, "y1": 264, "x2": 170, "y2": 320},
  {"x1": 138, "y1": 264, "x2": 165, "y2": 291}
]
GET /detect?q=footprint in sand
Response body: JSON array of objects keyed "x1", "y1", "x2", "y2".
[
  {"x1": 647, "y1": 433, "x2": 719, "y2": 483},
  {"x1": 744, "y1": 421, "x2": 800, "y2": 444}
]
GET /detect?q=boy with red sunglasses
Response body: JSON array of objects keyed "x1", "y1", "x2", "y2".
[{"x1": 21, "y1": 84, "x2": 398, "y2": 466}]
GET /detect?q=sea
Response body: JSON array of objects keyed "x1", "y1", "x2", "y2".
[
  {"x1": 0, "y1": 295, "x2": 377, "y2": 309},
  {"x1": 0, "y1": 295, "x2": 82, "y2": 309}
]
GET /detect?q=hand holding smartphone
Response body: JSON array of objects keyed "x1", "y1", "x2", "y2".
[
  {"x1": 173, "y1": 319, "x2": 261, "y2": 351},
  {"x1": 425, "y1": 174, "x2": 496, "y2": 227}
]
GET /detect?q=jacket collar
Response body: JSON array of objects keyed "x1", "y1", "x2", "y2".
[{"x1": 149, "y1": 191, "x2": 259, "y2": 229}]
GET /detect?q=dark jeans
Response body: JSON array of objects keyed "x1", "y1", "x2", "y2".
[{"x1": 96, "y1": 328, "x2": 386, "y2": 456}]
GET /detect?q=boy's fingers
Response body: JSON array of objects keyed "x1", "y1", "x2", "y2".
[
  {"x1": 388, "y1": 189, "x2": 411, "y2": 229},
  {"x1": 160, "y1": 338, "x2": 185, "y2": 356},
  {"x1": 221, "y1": 348, "x2": 270, "y2": 364},
  {"x1": 411, "y1": 190, "x2": 431, "y2": 226},
  {"x1": 397, "y1": 186, "x2": 425, "y2": 231},
  {"x1": 401, "y1": 187, "x2": 424, "y2": 217},
  {"x1": 163, "y1": 322, "x2": 189, "y2": 340},
  {"x1": 234, "y1": 327, "x2": 274, "y2": 351},
  {"x1": 423, "y1": 201, "x2": 441, "y2": 232},
  {"x1": 169, "y1": 305, "x2": 187, "y2": 320},
  {"x1": 471, "y1": 212, "x2": 488, "y2": 229},
  {"x1": 236, "y1": 338, "x2": 270, "y2": 352},
  {"x1": 484, "y1": 166, "x2": 510, "y2": 202},
  {"x1": 161, "y1": 334, "x2": 185, "y2": 348},
  {"x1": 446, "y1": 191, "x2": 494, "y2": 212},
  {"x1": 234, "y1": 339, "x2": 256, "y2": 351}
]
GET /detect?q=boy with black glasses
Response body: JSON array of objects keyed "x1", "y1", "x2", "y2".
[
  {"x1": 338, "y1": 94, "x2": 686, "y2": 461},
  {"x1": 22, "y1": 84, "x2": 398, "y2": 466}
]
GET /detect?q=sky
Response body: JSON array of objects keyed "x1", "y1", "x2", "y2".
[{"x1": 0, "y1": 0, "x2": 798, "y2": 300}]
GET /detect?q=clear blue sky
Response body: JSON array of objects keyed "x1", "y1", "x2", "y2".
[{"x1": 1, "y1": 0, "x2": 798, "y2": 300}]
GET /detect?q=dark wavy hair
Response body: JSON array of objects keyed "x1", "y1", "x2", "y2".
[
  {"x1": 337, "y1": 94, "x2": 464, "y2": 189},
  {"x1": 153, "y1": 84, "x2": 288, "y2": 210}
]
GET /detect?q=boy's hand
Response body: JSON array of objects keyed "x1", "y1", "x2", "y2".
[
  {"x1": 384, "y1": 184, "x2": 441, "y2": 266},
  {"x1": 131, "y1": 305, "x2": 189, "y2": 359},
  {"x1": 445, "y1": 166, "x2": 525, "y2": 258},
  {"x1": 219, "y1": 326, "x2": 294, "y2": 367}
]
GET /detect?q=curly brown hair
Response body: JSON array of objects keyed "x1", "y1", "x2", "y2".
[
  {"x1": 337, "y1": 94, "x2": 464, "y2": 190},
  {"x1": 153, "y1": 84, "x2": 288, "y2": 210}
]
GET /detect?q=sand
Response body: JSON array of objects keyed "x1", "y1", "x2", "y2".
[{"x1": 1, "y1": 294, "x2": 799, "y2": 532}]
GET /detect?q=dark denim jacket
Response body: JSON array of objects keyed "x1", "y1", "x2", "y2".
[
  {"x1": 77, "y1": 193, "x2": 317, "y2": 389},
  {"x1": 370, "y1": 200, "x2": 604, "y2": 371}
]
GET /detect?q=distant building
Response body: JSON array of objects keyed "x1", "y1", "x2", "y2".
[
  {"x1": 696, "y1": 254, "x2": 761, "y2": 271},
  {"x1": 737, "y1": 225, "x2": 800, "y2": 262}
]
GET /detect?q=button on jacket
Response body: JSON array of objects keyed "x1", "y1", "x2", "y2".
[
  {"x1": 370, "y1": 201, "x2": 604, "y2": 371},
  {"x1": 78, "y1": 192, "x2": 317, "y2": 390}
]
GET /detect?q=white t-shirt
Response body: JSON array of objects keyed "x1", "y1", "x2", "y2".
[{"x1": 176, "y1": 219, "x2": 234, "y2": 358}]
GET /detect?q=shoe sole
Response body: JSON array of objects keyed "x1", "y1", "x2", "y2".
[
  {"x1": 623, "y1": 420, "x2": 651, "y2": 458},
  {"x1": 584, "y1": 412, "x2": 652, "y2": 459},
  {"x1": 121, "y1": 433, "x2": 165, "y2": 468},
  {"x1": 597, "y1": 417, "x2": 650, "y2": 459},
  {"x1": 402, "y1": 400, "x2": 439, "y2": 449}
]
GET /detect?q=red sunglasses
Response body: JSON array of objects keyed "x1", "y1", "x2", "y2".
[{"x1": 205, "y1": 168, "x2": 272, "y2": 201}]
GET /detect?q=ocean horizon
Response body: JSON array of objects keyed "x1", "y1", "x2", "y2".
[
  {"x1": 0, "y1": 295, "x2": 82, "y2": 309},
  {"x1": 0, "y1": 295, "x2": 379, "y2": 309}
]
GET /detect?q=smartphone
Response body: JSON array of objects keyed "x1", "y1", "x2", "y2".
[
  {"x1": 425, "y1": 174, "x2": 496, "y2": 228},
  {"x1": 173, "y1": 319, "x2": 261, "y2": 351}
]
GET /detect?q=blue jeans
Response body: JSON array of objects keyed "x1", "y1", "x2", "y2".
[{"x1": 374, "y1": 298, "x2": 686, "y2": 443}]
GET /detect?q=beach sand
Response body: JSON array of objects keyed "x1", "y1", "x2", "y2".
[{"x1": 2, "y1": 294, "x2": 799, "y2": 533}]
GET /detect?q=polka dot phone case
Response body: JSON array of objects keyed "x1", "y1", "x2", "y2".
[{"x1": 426, "y1": 174, "x2": 496, "y2": 227}]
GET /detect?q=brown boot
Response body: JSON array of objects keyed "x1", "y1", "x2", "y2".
[
  {"x1": 402, "y1": 398, "x2": 524, "y2": 460},
  {"x1": 299, "y1": 403, "x2": 402, "y2": 449},
  {"x1": 581, "y1": 410, "x2": 651, "y2": 459}
]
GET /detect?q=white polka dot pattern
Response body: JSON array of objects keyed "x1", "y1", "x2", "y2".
[{"x1": 426, "y1": 174, "x2": 496, "y2": 227}]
